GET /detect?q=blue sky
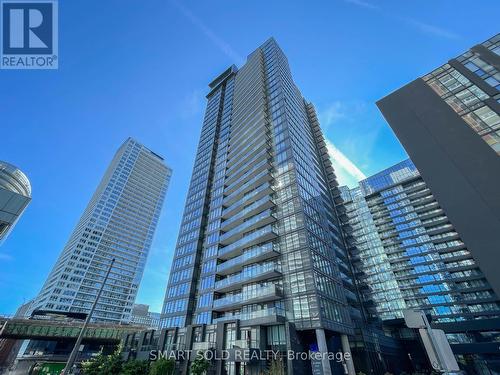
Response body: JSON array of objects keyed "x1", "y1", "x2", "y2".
[{"x1": 1, "y1": 0, "x2": 498, "y2": 315}]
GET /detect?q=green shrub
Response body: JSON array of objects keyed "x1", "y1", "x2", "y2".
[{"x1": 149, "y1": 357, "x2": 176, "y2": 375}]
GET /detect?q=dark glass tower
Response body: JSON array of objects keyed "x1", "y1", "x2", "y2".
[
  {"x1": 377, "y1": 34, "x2": 500, "y2": 299},
  {"x1": 159, "y1": 38, "x2": 359, "y2": 375}
]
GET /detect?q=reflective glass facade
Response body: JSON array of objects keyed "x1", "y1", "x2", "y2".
[
  {"x1": 423, "y1": 34, "x2": 500, "y2": 154},
  {"x1": 160, "y1": 38, "x2": 359, "y2": 375},
  {"x1": 162, "y1": 39, "x2": 354, "y2": 333},
  {"x1": 341, "y1": 159, "x2": 500, "y2": 369},
  {"x1": 0, "y1": 161, "x2": 31, "y2": 242},
  {"x1": 33, "y1": 138, "x2": 171, "y2": 323}
]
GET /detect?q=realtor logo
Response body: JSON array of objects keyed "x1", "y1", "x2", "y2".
[{"x1": 1, "y1": 0, "x2": 58, "y2": 69}]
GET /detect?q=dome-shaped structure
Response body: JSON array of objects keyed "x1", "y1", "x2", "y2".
[{"x1": 0, "y1": 161, "x2": 31, "y2": 197}]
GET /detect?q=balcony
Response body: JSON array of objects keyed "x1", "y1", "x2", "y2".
[
  {"x1": 219, "y1": 210, "x2": 276, "y2": 246},
  {"x1": 221, "y1": 196, "x2": 275, "y2": 232},
  {"x1": 192, "y1": 342, "x2": 215, "y2": 351},
  {"x1": 212, "y1": 293, "x2": 242, "y2": 310},
  {"x1": 213, "y1": 285, "x2": 283, "y2": 311},
  {"x1": 225, "y1": 159, "x2": 271, "y2": 195},
  {"x1": 214, "y1": 264, "x2": 281, "y2": 293},
  {"x1": 222, "y1": 183, "x2": 274, "y2": 219},
  {"x1": 213, "y1": 307, "x2": 286, "y2": 325},
  {"x1": 229, "y1": 109, "x2": 267, "y2": 147},
  {"x1": 225, "y1": 149, "x2": 271, "y2": 187},
  {"x1": 233, "y1": 339, "x2": 251, "y2": 349},
  {"x1": 230, "y1": 107, "x2": 266, "y2": 142},
  {"x1": 223, "y1": 170, "x2": 273, "y2": 207},
  {"x1": 218, "y1": 225, "x2": 278, "y2": 260},
  {"x1": 226, "y1": 133, "x2": 269, "y2": 170},
  {"x1": 216, "y1": 243, "x2": 279, "y2": 275}
]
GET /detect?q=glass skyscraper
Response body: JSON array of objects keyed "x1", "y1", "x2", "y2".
[
  {"x1": 32, "y1": 138, "x2": 171, "y2": 323},
  {"x1": 158, "y1": 38, "x2": 359, "y2": 375},
  {"x1": 119, "y1": 35, "x2": 500, "y2": 375},
  {"x1": 377, "y1": 34, "x2": 500, "y2": 303},
  {"x1": 0, "y1": 161, "x2": 31, "y2": 243},
  {"x1": 423, "y1": 34, "x2": 500, "y2": 154},
  {"x1": 340, "y1": 159, "x2": 500, "y2": 372}
]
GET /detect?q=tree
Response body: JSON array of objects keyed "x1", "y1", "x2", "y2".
[
  {"x1": 100, "y1": 349, "x2": 122, "y2": 375},
  {"x1": 149, "y1": 358, "x2": 176, "y2": 375},
  {"x1": 190, "y1": 352, "x2": 211, "y2": 375},
  {"x1": 81, "y1": 348, "x2": 123, "y2": 375},
  {"x1": 122, "y1": 359, "x2": 149, "y2": 375},
  {"x1": 81, "y1": 352, "x2": 106, "y2": 375},
  {"x1": 266, "y1": 358, "x2": 285, "y2": 375}
]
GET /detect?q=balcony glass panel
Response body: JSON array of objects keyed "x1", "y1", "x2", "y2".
[
  {"x1": 218, "y1": 225, "x2": 277, "y2": 258},
  {"x1": 222, "y1": 183, "x2": 273, "y2": 217},
  {"x1": 217, "y1": 243, "x2": 276, "y2": 273},
  {"x1": 220, "y1": 210, "x2": 274, "y2": 243},
  {"x1": 213, "y1": 307, "x2": 286, "y2": 323}
]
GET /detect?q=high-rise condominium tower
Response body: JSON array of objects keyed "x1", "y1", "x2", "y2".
[
  {"x1": 33, "y1": 138, "x2": 171, "y2": 323},
  {"x1": 159, "y1": 38, "x2": 359, "y2": 375},
  {"x1": 377, "y1": 34, "x2": 500, "y2": 297},
  {"x1": 0, "y1": 161, "x2": 31, "y2": 243},
  {"x1": 340, "y1": 159, "x2": 500, "y2": 372}
]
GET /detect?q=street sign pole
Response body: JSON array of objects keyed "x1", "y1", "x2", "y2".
[
  {"x1": 403, "y1": 309, "x2": 459, "y2": 373},
  {"x1": 62, "y1": 258, "x2": 115, "y2": 375}
]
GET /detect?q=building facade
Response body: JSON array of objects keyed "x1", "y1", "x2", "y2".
[
  {"x1": 0, "y1": 300, "x2": 34, "y2": 372},
  {"x1": 131, "y1": 304, "x2": 161, "y2": 329},
  {"x1": 0, "y1": 161, "x2": 31, "y2": 243},
  {"x1": 32, "y1": 138, "x2": 171, "y2": 323},
  {"x1": 377, "y1": 34, "x2": 500, "y2": 299},
  {"x1": 340, "y1": 159, "x2": 500, "y2": 373},
  {"x1": 157, "y1": 38, "x2": 361, "y2": 375}
]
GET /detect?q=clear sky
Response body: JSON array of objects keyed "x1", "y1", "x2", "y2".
[{"x1": 1, "y1": 0, "x2": 498, "y2": 315}]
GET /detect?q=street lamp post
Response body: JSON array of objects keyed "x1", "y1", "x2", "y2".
[{"x1": 62, "y1": 258, "x2": 115, "y2": 375}]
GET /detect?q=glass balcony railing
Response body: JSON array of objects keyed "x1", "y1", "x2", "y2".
[
  {"x1": 242, "y1": 284, "x2": 282, "y2": 302},
  {"x1": 214, "y1": 263, "x2": 281, "y2": 291},
  {"x1": 218, "y1": 225, "x2": 277, "y2": 260},
  {"x1": 225, "y1": 158, "x2": 270, "y2": 193},
  {"x1": 192, "y1": 342, "x2": 216, "y2": 350},
  {"x1": 213, "y1": 285, "x2": 282, "y2": 310},
  {"x1": 219, "y1": 210, "x2": 275, "y2": 244},
  {"x1": 227, "y1": 143, "x2": 269, "y2": 175},
  {"x1": 213, "y1": 293, "x2": 243, "y2": 308},
  {"x1": 213, "y1": 307, "x2": 286, "y2": 324},
  {"x1": 223, "y1": 170, "x2": 272, "y2": 206},
  {"x1": 222, "y1": 183, "x2": 273, "y2": 218},
  {"x1": 228, "y1": 117, "x2": 268, "y2": 153},
  {"x1": 217, "y1": 243, "x2": 277, "y2": 274},
  {"x1": 221, "y1": 196, "x2": 274, "y2": 231},
  {"x1": 227, "y1": 135, "x2": 269, "y2": 170},
  {"x1": 233, "y1": 339, "x2": 250, "y2": 348}
]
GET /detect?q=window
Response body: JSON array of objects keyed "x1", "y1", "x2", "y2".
[
  {"x1": 224, "y1": 323, "x2": 236, "y2": 349},
  {"x1": 267, "y1": 325, "x2": 286, "y2": 346}
]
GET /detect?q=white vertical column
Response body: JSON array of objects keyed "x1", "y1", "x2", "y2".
[
  {"x1": 341, "y1": 334, "x2": 356, "y2": 375},
  {"x1": 315, "y1": 328, "x2": 332, "y2": 375}
]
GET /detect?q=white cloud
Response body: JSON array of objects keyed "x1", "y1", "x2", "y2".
[
  {"x1": 406, "y1": 19, "x2": 459, "y2": 40},
  {"x1": 318, "y1": 100, "x2": 370, "y2": 129},
  {"x1": 325, "y1": 139, "x2": 366, "y2": 188},
  {"x1": 318, "y1": 101, "x2": 347, "y2": 128},
  {"x1": 342, "y1": 0, "x2": 460, "y2": 40},
  {"x1": 343, "y1": 0, "x2": 379, "y2": 10},
  {"x1": 170, "y1": 0, "x2": 244, "y2": 66},
  {"x1": 0, "y1": 252, "x2": 13, "y2": 261},
  {"x1": 180, "y1": 89, "x2": 204, "y2": 119}
]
